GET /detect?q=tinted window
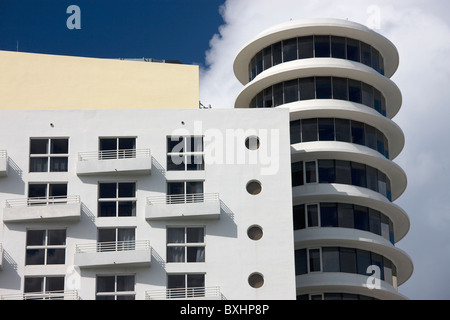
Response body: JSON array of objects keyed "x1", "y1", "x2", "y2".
[
  {"x1": 322, "y1": 247, "x2": 340, "y2": 272},
  {"x1": 284, "y1": 79, "x2": 299, "y2": 103},
  {"x1": 315, "y1": 36, "x2": 330, "y2": 57},
  {"x1": 283, "y1": 38, "x2": 298, "y2": 62},
  {"x1": 318, "y1": 118, "x2": 335, "y2": 141},
  {"x1": 290, "y1": 120, "x2": 301, "y2": 144},
  {"x1": 298, "y1": 36, "x2": 313, "y2": 59},
  {"x1": 272, "y1": 42, "x2": 282, "y2": 66},
  {"x1": 320, "y1": 203, "x2": 338, "y2": 227},
  {"x1": 331, "y1": 36, "x2": 346, "y2": 59},
  {"x1": 348, "y1": 80, "x2": 361, "y2": 103},
  {"x1": 332, "y1": 77, "x2": 348, "y2": 100},
  {"x1": 301, "y1": 119, "x2": 317, "y2": 142},
  {"x1": 293, "y1": 204, "x2": 305, "y2": 230},
  {"x1": 291, "y1": 161, "x2": 304, "y2": 187},
  {"x1": 351, "y1": 162, "x2": 367, "y2": 187},
  {"x1": 335, "y1": 119, "x2": 351, "y2": 142},
  {"x1": 316, "y1": 77, "x2": 332, "y2": 99},
  {"x1": 299, "y1": 77, "x2": 315, "y2": 100},
  {"x1": 346, "y1": 39, "x2": 360, "y2": 62},
  {"x1": 351, "y1": 121, "x2": 365, "y2": 145},
  {"x1": 335, "y1": 160, "x2": 352, "y2": 184},
  {"x1": 318, "y1": 160, "x2": 335, "y2": 183},
  {"x1": 295, "y1": 249, "x2": 307, "y2": 275}
]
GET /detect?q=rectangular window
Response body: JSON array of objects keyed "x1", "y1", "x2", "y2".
[
  {"x1": 351, "y1": 162, "x2": 367, "y2": 188},
  {"x1": 318, "y1": 159, "x2": 335, "y2": 183},
  {"x1": 299, "y1": 77, "x2": 315, "y2": 100},
  {"x1": 263, "y1": 87, "x2": 273, "y2": 108},
  {"x1": 26, "y1": 229, "x2": 66, "y2": 265},
  {"x1": 361, "y1": 83, "x2": 374, "y2": 108},
  {"x1": 30, "y1": 138, "x2": 68, "y2": 172},
  {"x1": 291, "y1": 161, "x2": 304, "y2": 187},
  {"x1": 273, "y1": 83, "x2": 284, "y2": 107},
  {"x1": 28, "y1": 183, "x2": 68, "y2": 205},
  {"x1": 318, "y1": 118, "x2": 335, "y2": 141},
  {"x1": 346, "y1": 39, "x2": 360, "y2": 62},
  {"x1": 351, "y1": 121, "x2": 365, "y2": 145},
  {"x1": 262, "y1": 46, "x2": 272, "y2": 71},
  {"x1": 332, "y1": 77, "x2": 348, "y2": 101},
  {"x1": 298, "y1": 36, "x2": 313, "y2": 59},
  {"x1": 167, "y1": 136, "x2": 204, "y2": 171},
  {"x1": 360, "y1": 42, "x2": 372, "y2": 66},
  {"x1": 331, "y1": 36, "x2": 346, "y2": 59},
  {"x1": 96, "y1": 275, "x2": 135, "y2": 300},
  {"x1": 366, "y1": 166, "x2": 378, "y2": 192},
  {"x1": 167, "y1": 274, "x2": 205, "y2": 299},
  {"x1": 335, "y1": 160, "x2": 352, "y2": 185},
  {"x1": 335, "y1": 119, "x2": 351, "y2": 142},
  {"x1": 315, "y1": 77, "x2": 332, "y2": 99},
  {"x1": 348, "y1": 80, "x2": 362, "y2": 103},
  {"x1": 167, "y1": 181, "x2": 204, "y2": 204},
  {"x1": 308, "y1": 248, "x2": 321, "y2": 272},
  {"x1": 307, "y1": 204, "x2": 319, "y2": 227},
  {"x1": 98, "y1": 182, "x2": 136, "y2": 217},
  {"x1": 167, "y1": 227, "x2": 205, "y2": 263},
  {"x1": 314, "y1": 35, "x2": 330, "y2": 57},
  {"x1": 301, "y1": 118, "x2": 318, "y2": 142},
  {"x1": 255, "y1": 51, "x2": 263, "y2": 75},
  {"x1": 290, "y1": 120, "x2": 301, "y2": 144},
  {"x1": 365, "y1": 125, "x2": 377, "y2": 150},
  {"x1": 98, "y1": 228, "x2": 136, "y2": 252},
  {"x1": 293, "y1": 204, "x2": 306, "y2": 230},
  {"x1": 282, "y1": 38, "x2": 298, "y2": 62},
  {"x1": 320, "y1": 203, "x2": 338, "y2": 227},
  {"x1": 272, "y1": 42, "x2": 282, "y2": 66},
  {"x1": 284, "y1": 79, "x2": 299, "y2": 104},
  {"x1": 99, "y1": 137, "x2": 136, "y2": 159},
  {"x1": 295, "y1": 249, "x2": 307, "y2": 275},
  {"x1": 338, "y1": 203, "x2": 354, "y2": 228},
  {"x1": 354, "y1": 205, "x2": 369, "y2": 231},
  {"x1": 369, "y1": 209, "x2": 381, "y2": 235},
  {"x1": 356, "y1": 249, "x2": 371, "y2": 275},
  {"x1": 24, "y1": 276, "x2": 65, "y2": 297},
  {"x1": 305, "y1": 161, "x2": 317, "y2": 183},
  {"x1": 322, "y1": 247, "x2": 340, "y2": 272},
  {"x1": 340, "y1": 248, "x2": 357, "y2": 274}
]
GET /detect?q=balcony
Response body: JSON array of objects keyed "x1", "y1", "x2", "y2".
[
  {"x1": 3, "y1": 196, "x2": 81, "y2": 223},
  {"x1": 0, "y1": 150, "x2": 7, "y2": 177},
  {"x1": 77, "y1": 149, "x2": 151, "y2": 176},
  {"x1": 146, "y1": 193, "x2": 220, "y2": 220},
  {"x1": 145, "y1": 286, "x2": 222, "y2": 300},
  {"x1": 74, "y1": 240, "x2": 151, "y2": 268},
  {"x1": 0, "y1": 290, "x2": 79, "y2": 300}
]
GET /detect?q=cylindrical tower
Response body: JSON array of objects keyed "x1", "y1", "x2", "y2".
[{"x1": 233, "y1": 18, "x2": 413, "y2": 300}]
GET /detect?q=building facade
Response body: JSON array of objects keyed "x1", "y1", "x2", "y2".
[
  {"x1": 233, "y1": 18, "x2": 413, "y2": 300},
  {"x1": 0, "y1": 53, "x2": 296, "y2": 300}
]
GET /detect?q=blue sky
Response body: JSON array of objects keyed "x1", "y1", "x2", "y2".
[{"x1": 0, "y1": 0, "x2": 225, "y2": 65}]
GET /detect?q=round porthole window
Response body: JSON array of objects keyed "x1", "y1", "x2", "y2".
[
  {"x1": 246, "y1": 180, "x2": 262, "y2": 195},
  {"x1": 247, "y1": 225, "x2": 263, "y2": 241},
  {"x1": 248, "y1": 273, "x2": 264, "y2": 288},
  {"x1": 245, "y1": 136, "x2": 260, "y2": 150}
]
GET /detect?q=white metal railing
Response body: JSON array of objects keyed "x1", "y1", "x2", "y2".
[
  {"x1": 78, "y1": 148, "x2": 151, "y2": 161},
  {"x1": 147, "y1": 193, "x2": 219, "y2": 205},
  {"x1": 0, "y1": 290, "x2": 79, "y2": 300},
  {"x1": 75, "y1": 240, "x2": 150, "y2": 254},
  {"x1": 5, "y1": 195, "x2": 80, "y2": 208},
  {"x1": 145, "y1": 286, "x2": 221, "y2": 300},
  {"x1": 0, "y1": 150, "x2": 6, "y2": 158}
]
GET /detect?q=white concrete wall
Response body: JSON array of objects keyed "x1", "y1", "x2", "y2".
[{"x1": 0, "y1": 108, "x2": 295, "y2": 300}]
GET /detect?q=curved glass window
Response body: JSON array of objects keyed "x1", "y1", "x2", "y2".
[
  {"x1": 249, "y1": 76, "x2": 387, "y2": 117},
  {"x1": 248, "y1": 35, "x2": 385, "y2": 81},
  {"x1": 295, "y1": 247, "x2": 398, "y2": 287},
  {"x1": 293, "y1": 202, "x2": 395, "y2": 244},
  {"x1": 297, "y1": 293, "x2": 378, "y2": 300},
  {"x1": 291, "y1": 159, "x2": 392, "y2": 201}
]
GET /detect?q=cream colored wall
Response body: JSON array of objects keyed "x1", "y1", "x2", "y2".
[{"x1": 0, "y1": 50, "x2": 199, "y2": 110}]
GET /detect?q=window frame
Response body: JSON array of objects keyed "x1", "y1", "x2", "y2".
[
  {"x1": 25, "y1": 229, "x2": 66, "y2": 266},
  {"x1": 29, "y1": 138, "x2": 69, "y2": 173},
  {"x1": 96, "y1": 274, "x2": 136, "y2": 300},
  {"x1": 167, "y1": 135, "x2": 204, "y2": 171},
  {"x1": 97, "y1": 181, "x2": 137, "y2": 217},
  {"x1": 166, "y1": 226, "x2": 206, "y2": 263}
]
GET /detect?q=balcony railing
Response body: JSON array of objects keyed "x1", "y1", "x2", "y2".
[
  {"x1": 5, "y1": 195, "x2": 80, "y2": 208},
  {"x1": 75, "y1": 240, "x2": 150, "y2": 254},
  {"x1": 78, "y1": 149, "x2": 151, "y2": 161},
  {"x1": 145, "y1": 286, "x2": 221, "y2": 300},
  {"x1": 0, "y1": 290, "x2": 79, "y2": 300},
  {"x1": 147, "y1": 193, "x2": 219, "y2": 205}
]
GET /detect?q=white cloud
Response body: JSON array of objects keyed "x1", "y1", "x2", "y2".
[{"x1": 200, "y1": 0, "x2": 450, "y2": 299}]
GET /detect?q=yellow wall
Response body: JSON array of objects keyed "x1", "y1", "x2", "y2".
[{"x1": 0, "y1": 50, "x2": 199, "y2": 110}]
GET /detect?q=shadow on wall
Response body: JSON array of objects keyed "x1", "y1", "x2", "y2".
[
  {"x1": 0, "y1": 157, "x2": 25, "y2": 195},
  {"x1": 0, "y1": 249, "x2": 21, "y2": 290}
]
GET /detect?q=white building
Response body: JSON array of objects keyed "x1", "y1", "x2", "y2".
[
  {"x1": 233, "y1": 18, "x2": 413, "y2": 300},
  {"x1": 0, "y1": 52, "x2": 295, "y2": 300}
]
